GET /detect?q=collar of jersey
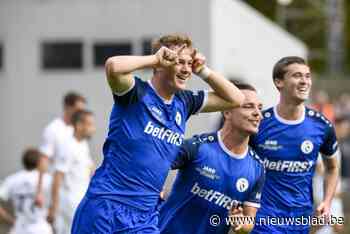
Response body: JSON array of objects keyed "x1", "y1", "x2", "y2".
[
  {"x1": 273, "y1": 105, "x2": 305, "y2": 125},
  {"x1": 217, "y1": 131, "x2": 248, "y2": 160},
  {"x1": 147, "y1": 80, "x2": 173, "y2": 105}
]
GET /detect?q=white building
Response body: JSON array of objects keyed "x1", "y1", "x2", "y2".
[{"x1": 0, "y1": 0, "x2": 307, "y2": 178}]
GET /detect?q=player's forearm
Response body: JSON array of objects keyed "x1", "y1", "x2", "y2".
[
  {"x1": 50, "y1": 172, "x2": 63, "y2": 212},
  {"x1": 105, "y1": 55, "x2": 158, "y2": 75},
  {"x1": 36, "y1": 156, "x2": 48, "y2": 194},
  {"x1": 37, "y1": 171, "x2": 44, "y2": 195},
  {"x1": 323, "y1": 164, "x2": 339, "y2": 203},
  {"x1": 0, "y1": 205, "x2": 14, "y2": 225},
  {"x1": 204, "y1": 70, "x2": 244, "y2": 108}
]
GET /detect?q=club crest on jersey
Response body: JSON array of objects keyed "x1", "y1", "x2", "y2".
[
  {"x1": 236, "y1": 178, "x2": 249, "y2": 192},
  {"x1": 175, "y1": 111, "x2": 182, "y2": 126},
  {"x1": 301, "y1": 140, "x2": 314, "y2": 154}
]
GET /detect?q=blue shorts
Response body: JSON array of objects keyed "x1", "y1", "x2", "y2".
[{"x1": 71, "y1": 196, "x2": 160, "y2": 234}]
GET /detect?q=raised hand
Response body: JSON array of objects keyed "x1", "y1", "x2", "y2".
[
  {"x1": 155, "y1": 44, "x2": 186, "y2": 68},
  {"x1": 191, "y1": 49, "x2": 207, "y2": 74}
]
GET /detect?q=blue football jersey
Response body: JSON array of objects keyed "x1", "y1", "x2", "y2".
[
  {"x1": 249, "y1": 106, "x2": 338, "y2": 230},
  {"x1": 159, "y1": 132, "x2": 265, "y2": 234},
  {"x1": 86, "y1": 77, "x2": 206, "y2": 211}
]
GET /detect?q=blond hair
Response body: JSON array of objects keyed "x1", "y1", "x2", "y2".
[{"x1": 152, "y1": 33, "x2": 193, "y2": 54}]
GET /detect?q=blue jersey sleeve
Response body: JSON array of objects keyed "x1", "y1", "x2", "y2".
[
  {"x1": 320, "y1": 125, "x2": 338, "y2": 157},
  {"x1": 177, "y1": 90, "x2": 206, "y2": 119},
  {"x1": 171, "y1": 136, "x2": 200, "y2": 169},
  {"x1": 112, "y1": 77, "x2": 146, "y2": 106},
  {"x1": 245, "y1": 167, "x2": 265, "y2": 207}
]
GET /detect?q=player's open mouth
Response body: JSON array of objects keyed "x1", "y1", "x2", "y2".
[
  {"x1": 249, "y1": 119, "x2": 259, "y2": 127},
  {"x1": 176, "y1": 75, "x2": 188, "y2": 81},
  {"x1": 297, "y1": 87, "x2": 309, "y2": 93}
]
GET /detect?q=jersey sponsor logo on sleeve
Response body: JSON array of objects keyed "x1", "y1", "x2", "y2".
[
  {"x1": 301, "y1": 140, "x2": 314, "y2": 154},
  {"x1": 262, "y1": 158, "x2": 314, "y2": 172},
  {"x1": 256, "y1": 192, "x2": 262, "y2": 200},
  {"x1": 333, "y1": 142, "x2": 338, "y2": 151},
  {"x1": 143, "y1": 121, "x2": 184, "y2": 146},
  {"x1": 191, "y1": 182, "x2": 241, "y2": 210},
  {"x1": 236, "y1": 178, "x2": 249, "y2": 192}
]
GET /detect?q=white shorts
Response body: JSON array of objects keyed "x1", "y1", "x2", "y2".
[
  {"x1": 55, "y1": 214, "x2": 72, "y2": 234},
  {"x1": 330, "y1": 197, "x2": 344, "y2": 218},
  {"x1": 10, "y1": 221, "x2": 53, "y2": 234}
]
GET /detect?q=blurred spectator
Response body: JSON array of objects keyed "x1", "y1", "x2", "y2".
[
  {"x1": 311, "y1": 89, "x2": 335, "y2": 123},
  {"x1": 334, "y1": 93, "x2": 350, "y2": 119},
  {"x1": 335, "y1": 116, "x2": 350, "y2": 191},
  {"x1": 312, "y1": 110, "x2": 350, "y2": 234}
]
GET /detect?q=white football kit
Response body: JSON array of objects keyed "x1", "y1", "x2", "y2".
[
  {"x1": 53, "y1": 135, "x2": 94, "y2": 234},
  {"x1": 40, "y1": 117, "x2": 74, "y2": 161},
  {"x1": 0, "y1": 170, "x2": 52, "y2": 234}
]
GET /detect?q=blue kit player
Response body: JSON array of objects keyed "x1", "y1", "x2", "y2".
[
  {"x1": 250, "y1": 56, "x2": 339, "y2": 233},
  {"x1": 159, "y1": 82, "x2": 265, "y2": 234},
  {"x1": 71, "y1": 34, "x2": 245, "y2": 233}
]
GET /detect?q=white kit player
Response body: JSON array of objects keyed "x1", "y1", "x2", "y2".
[
  {"x1": 37, "y1": 92, "x2": 86, "y2": 232},
  {"x1": 0, "y1": 148, "x2": 52, "y2": 234},
  {"x1": 47, "y1": 110, "x2": 96, "y2": 234},
  {"x1": 39, "y1": 92, "x2": 86, "y2": 173}
]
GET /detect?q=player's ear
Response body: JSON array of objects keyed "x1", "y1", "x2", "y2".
[
  {"x1": 223, "y1": 110, "x2": 231, "y2": 120},
  {"x1": 274, "y1": 78, "x2": 283, "y2": 90}
]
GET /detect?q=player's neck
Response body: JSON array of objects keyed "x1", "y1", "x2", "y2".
[
  {"x1": 151, "y1": 76, "x2": 174, "y2": 101},
  {"x1": 73, "y1": 132, "x2": 84, "y2": 142},
  {"x1": 219, "y1": 128, "x2": 249, "y2": 155},
  {"x1": 277, "y1": 98, "x2": 305, "y2": 121},
  {"x1": 62, "y1": 113, "x2": 71, "y2": 125}
]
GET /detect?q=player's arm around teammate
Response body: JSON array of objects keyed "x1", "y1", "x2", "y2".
[
  {"x1": 229, "y1": 206, "x2": 257, "y2": 234},
  {"x1": 105, "y1": 41, "x2": 245, "y2": 111},
  {"x1": 316, "y1": 151, "x2": 339, "y2": 218}
]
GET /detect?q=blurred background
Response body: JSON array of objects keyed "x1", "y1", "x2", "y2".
[{"x1": 0, "y1": 0, "x2": 350, "y2": 233}]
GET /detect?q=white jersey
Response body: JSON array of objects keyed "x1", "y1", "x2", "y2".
[
  {"x1": 0, "y1": 170, "x2": 52, "y2": 234},
  {"x1": 54, "y1": 135, "x2": 93, "y2": 217},
  {"x1": 39, "y1": 117, "x2": 74, "y2": 160}
]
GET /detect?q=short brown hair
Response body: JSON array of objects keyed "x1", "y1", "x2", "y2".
[
  {"x1": 63, "y1": 91, "x2": 86, "y2": 108},
  {"x1": 220, "y1": 80, "x2": 257, "y2": 124},
  {"x1": 231, "y1": 80, "x2": 256, "y2": 92},
  {"x1": 152, "y1": 33, "x2": 193, "y2": 54},
  {"x1": 71, "y1": 110, "x2": 93, "y2": 127},
  {"x1": 273, "y1": 56, "x2": 307, "y2": 81},
  {"x1": 22, "y1": 148, "x2": 42, "y2": 170}
]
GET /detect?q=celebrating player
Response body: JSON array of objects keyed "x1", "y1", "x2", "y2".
[
  {"x1": 0, "y1": 148, "x2": 53, "y2": 234},
  {"x1": 47, "y1": 110, "x2": 95, "y2": 234},
  {"x1": 71, "y1": 33, "x2": 245, "y2": 233},
  {"x1": 159, "y1": 82, "x2": 265, "y2": 234},
  {"x1": 250, "y1": 56, "x2": 339, "y2": 233}
]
